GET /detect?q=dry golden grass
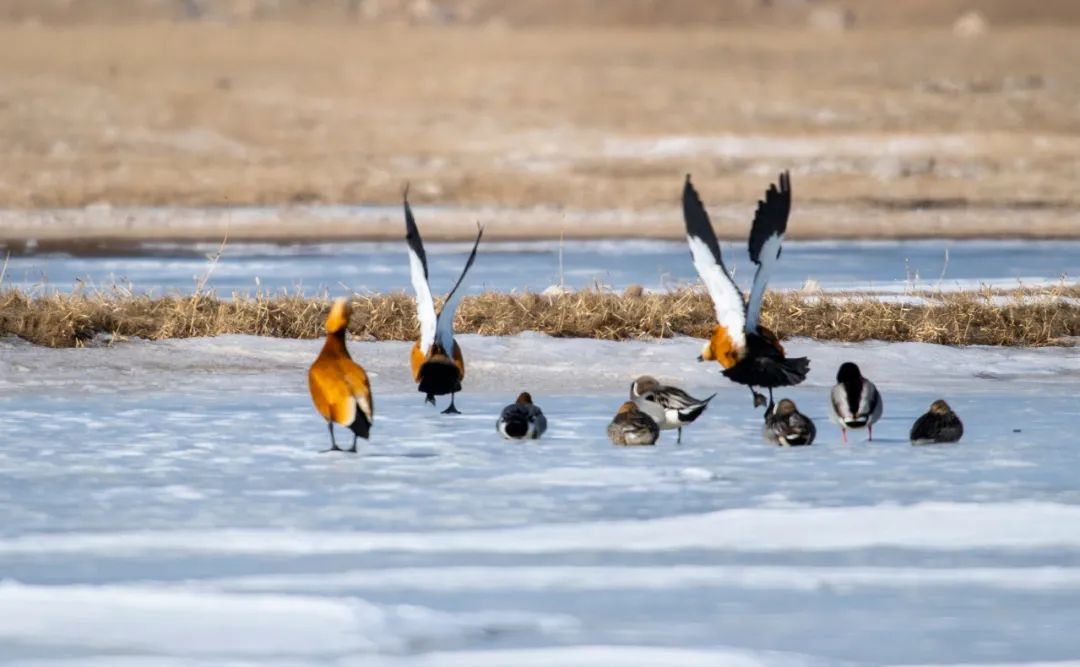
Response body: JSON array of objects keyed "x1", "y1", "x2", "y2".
[
  {"x1": 2, "y1": 287, "x2": 1076, "y2": 348},
  {"x1": 1, "y1": 22, "x2": 1080, "y2": 243}
]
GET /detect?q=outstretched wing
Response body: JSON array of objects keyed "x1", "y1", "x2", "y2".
[
  {"x1": 745, "y1": 171, "x2": 791, "y2": 334},
  {"x1": 682, "y1": 175, "x2": 747, "y2": 348},
  {"x1": 435, "y1": 223, "x2": 484, "y2": 354},
  {"x1": 404, "y1": 189, "x2": 437, "y2": 354}
]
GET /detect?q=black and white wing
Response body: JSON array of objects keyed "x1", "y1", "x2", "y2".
[
  {"x1": 404, "y1": 189, "x2": 437, "y2": 354},
  {"x1": 829, "y1": 383, "x2": 853, "y2": 423},
  {"x1": 434, "y1": 223, "x2": 484, "y2": 354},
  {"x1": 682, "y1": 176, "x2": 747, "y2": 350},
  {"x1": 652, "y1": 386, "x2": 714, "y2": 411},
  {"x1": 745, "y1": 171, "x2": 792, "y2": 334},
  {"x1": 787, "y1": 411, "x2": 817, "y2": 445}
]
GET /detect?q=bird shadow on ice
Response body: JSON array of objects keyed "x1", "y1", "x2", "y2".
[{"x1": 362, "y1": 449, "x2": 439, "y2": 459}]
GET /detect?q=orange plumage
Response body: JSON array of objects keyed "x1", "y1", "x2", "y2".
[
  {"x1": 308, "y1": 298, "x2": 373, "y2": 453},
  {"x1": 702, "y1": 324, "x2": 742, "y2": 369},
  {"x1": 411, "y1": 340, "x2": 465, "y2": 384}
]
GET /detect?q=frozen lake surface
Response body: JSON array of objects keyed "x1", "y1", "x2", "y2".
[
  {"x1": 4, "y1": 239, "x2": 1077, "y2": 296},
  {"x1": 1, "y1": 334, "x2": 1079, "y2": 665}
]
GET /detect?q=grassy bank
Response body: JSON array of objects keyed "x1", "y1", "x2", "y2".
[{"x1": 2, "y1": 287, "x2": 1076, "y2": 348}]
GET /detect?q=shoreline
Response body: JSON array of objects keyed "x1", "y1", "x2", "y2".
[{"x1": 3, "y1": 202, "x2": 1080, "y2": 250}]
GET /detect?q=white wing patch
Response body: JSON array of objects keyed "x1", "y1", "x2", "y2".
[
  {"x1": 687, "y1": 235, "x2": 747, "y2": 351},
  {"x1": 746, "y1": 232, "x2": 782, "y2": 334},
  {"x1": 407, "y1": 245, "x2": 436, "y2": 354}
]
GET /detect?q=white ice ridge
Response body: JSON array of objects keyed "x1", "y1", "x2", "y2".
[
  {"x1": 208, "y1": 564, "x2": 1080, "y2": 594},
  {"x1": 0, "y1": 582, "x2": 576, "y2": 658},
  {"x1": 6, "y1": 646, "x2": 831, "y2": 667},
  {"x1": 2, "y1": 502, "x2": 1078, "y2": 557},
  {"x1": 10, "y1": 648, "x2": 1080, "y2": 667}
]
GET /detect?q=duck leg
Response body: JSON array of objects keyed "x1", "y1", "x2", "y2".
[
  {"x1": 868, "y1": 424, "x2": 874, "y2": 442},
  {"x1": 750, "y1": 388, "x2": 767, "y2": 408},
  {"x1": 321, "y1": 422, "x2": 342, "y2": 453},
  {"x1": 841, "y1": 428, "x2": 848, "y2": 445},
  {"x1": 677, "y1": 427, "x2": 683, "y2": 444},
  {"x1": 442, "y1": 393, "x2": 461, "y2": 415},
  {"x1": 348, "y1": 434, "x2": 359, "y2": 454}
]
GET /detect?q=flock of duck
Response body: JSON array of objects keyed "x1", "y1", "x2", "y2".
[{"x1": 307, "y1": 173, "x2": 964, "y2": 453}]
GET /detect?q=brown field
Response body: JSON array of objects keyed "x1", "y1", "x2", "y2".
[
  {"x1": 1, "y1": 19, "x2": 1079, "y2": 242},
  {"x1": 3, "y1": 286, "x2": 1076, "y2": 348}
]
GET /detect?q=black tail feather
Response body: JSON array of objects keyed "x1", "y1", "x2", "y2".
[
  {"x1": 418, "y1": 358, "x2": 462, "y2": 397},
  {"x1": 678, "y1": 402, "x2": 709, "y2": 424},
  {"x1": 349, "y1": 408, "x2": 371, "y2": 440},
  {"x1": 724, "y1": 355, "x2": 809, "y2": 389},
  {"x1": 503, "y1": 419, "x2": 529, "y2": 439}
]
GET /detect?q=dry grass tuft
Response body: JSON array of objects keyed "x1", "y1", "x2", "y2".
[
  {"x1": 763, "y1": 290, "x2": 1079, "y2": 347},
  {"x1": 2, "y1": 286, "x2": 1077, "y2": 348}
]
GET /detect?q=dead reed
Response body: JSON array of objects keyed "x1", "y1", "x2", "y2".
[{"x1": 1, "y1": 286, "x2": 1076, "y2": 348}]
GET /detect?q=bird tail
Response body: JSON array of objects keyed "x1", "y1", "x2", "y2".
[
  {"x1": 724, "y1": 356, "x2": 809, "y2": 388},
  {"x1": 779, "y1": 356, "x2": 810, "y2": 385},
  {"x1": 350, "y1": 408, "x2": 372, "y2": 439},
  {"x1": 677, "y1": 394, "x2": 715, "y2": 424},
  {"x1": 501, "y1": 418, "x2": 529, "y2": 439}
]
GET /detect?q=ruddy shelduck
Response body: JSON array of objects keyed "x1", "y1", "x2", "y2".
[
  {"x1": 308, "y1": 298, "x2": 373, "y2": 453},
  {"x1": 683, "y1": 172, "x2": 809, "y2": 407},
  {"x1": 404, "y1": 188, "x2": 483, "y2": 414}
]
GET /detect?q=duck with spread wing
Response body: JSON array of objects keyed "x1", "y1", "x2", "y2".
[
  {"x1": 682, "y1": 172, "x2": 809, "y2": 407},
  {"x1": 403, "y1": 189, "x2": 484, "y2": 414}
]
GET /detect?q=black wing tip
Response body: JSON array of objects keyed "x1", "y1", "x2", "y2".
[
  {"x1": 763, "y1": 171, "x2": 792, "y2": 203},
  {"x1": 682, "y1": 174, "x2": 699, "y2": 200},
  {"x1": 773, "y1": 170, "x2": 791, "y2": 199},
  {"x1": 403, "y1": 183, "x2": 416, "y2": 224},
  {"x1": 469, "y1": 221, "x2": 485, "y2": 255},
  {"x1": 440, "y1": 221, "x2": 484, "y2": 305},
  {"x1": 403, "y1": 183, "x2": 429, "y2": 279},
  {"x1": 681, "y1": 175, "x2": 707, "y2": 222}
]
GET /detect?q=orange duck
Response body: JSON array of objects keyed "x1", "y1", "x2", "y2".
[
  {"x1": 308, "y1": 298, "x2": 373, "y2": 452},
  {"x1": 683, "y1": 172, "x2": 809, "y2": 408},
  {"x1": 404, "y1": 189, "x2": 483, "y2": 414}
]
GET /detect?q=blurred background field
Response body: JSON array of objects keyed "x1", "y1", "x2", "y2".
[{"x1": 1, "y1": 0, "x2": 1079, "y2": 244}]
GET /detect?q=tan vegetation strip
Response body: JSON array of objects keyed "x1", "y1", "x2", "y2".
[
  {"x1": 2, "y1": 288, "x2": 1077, "y2": 349},
  {"x1": 1, "y1": 23, "x2": 1079, "y2": 227}
]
